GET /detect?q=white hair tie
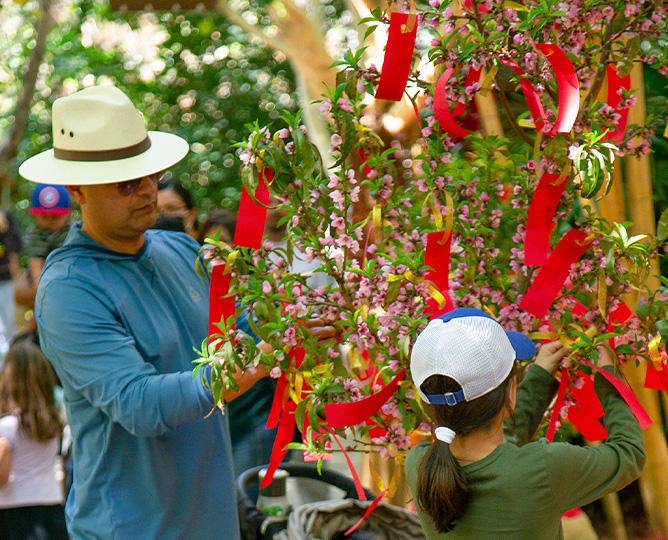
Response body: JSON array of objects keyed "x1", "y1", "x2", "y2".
[{"x1": 435, "y1": 426, "x2": 456, "y2": 444}]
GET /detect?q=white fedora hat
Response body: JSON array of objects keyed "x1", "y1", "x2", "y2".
[{"x1": 19, "y1": 85, "x2": 189, "y2": 185}]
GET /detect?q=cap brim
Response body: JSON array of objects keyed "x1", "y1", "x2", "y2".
[
  {"x1": 29, "y1": 208, "x2": 71, "y2": 216},
  {"x1": 18, "y1": 131, "x2": 188, "y2": 185},
  {"x1": 506, "y1": 330, "x2": 536, "y2": 360}
]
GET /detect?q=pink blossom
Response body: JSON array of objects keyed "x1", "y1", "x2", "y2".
[
  {"x1": 269, "y1": 366, "x2": 282, "y2": 378},
  {"x1": 329, "y1": 134, "x2": 342, "y2": 153},
  {"x1": 277, "y1": 128, "x2": 290, "y2": 139},
  {"x1": 262, "y1": 280, "x2": 272, "y2": 294},
  {"x1": 319, "y1": 100, "x2": 332, "y2": 114}
]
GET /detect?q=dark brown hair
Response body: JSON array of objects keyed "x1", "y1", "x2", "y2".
[
  {"x1": 0, "y1": 340, "x2": 62, "y2": 442},
  {"x1": 416, "y1": 364, "x2": 517, "y2": 533}
]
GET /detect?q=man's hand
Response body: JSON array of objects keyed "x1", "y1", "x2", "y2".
[
  {"x1": 304, "y1": 317, "x2": 337, "y2": 342},
  {"x1": 223, "y1": 318, "x2": 336, "y2": 402},
  {"x1": 534, "y1": 340, "x2": 570, "y2": 376},
  {"x1": 596, "y1": 345, "x2": 615, "y2": 368}
]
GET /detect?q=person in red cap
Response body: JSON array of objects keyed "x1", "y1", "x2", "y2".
[{"x1": 14, "y1": 184, "x2": 71, "y2": 331}]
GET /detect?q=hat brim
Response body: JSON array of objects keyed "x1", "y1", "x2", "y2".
[
  {"x1": 18, "y1": 131, "x2": 189, "y2": 185},
  {"x1": 506, "y1": 330, "x2": 536, "y2": 360}
]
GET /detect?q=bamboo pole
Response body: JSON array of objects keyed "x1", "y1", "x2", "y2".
[{"x1": 620, "y1": 63, "x2": 668, "y2": 537}]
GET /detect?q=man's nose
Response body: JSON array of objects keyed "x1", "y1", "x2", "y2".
[{"x1": 136, "y1": 174, "x2": 159, "y2": 195}]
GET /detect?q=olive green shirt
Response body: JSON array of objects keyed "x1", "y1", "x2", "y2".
[{"x1": 405, "y1": 365, "x2": 646, "y2": 539}]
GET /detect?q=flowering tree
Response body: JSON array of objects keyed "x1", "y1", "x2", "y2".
[{"x1": 200, "y1": 0, "x2": 668, "y2": 488}]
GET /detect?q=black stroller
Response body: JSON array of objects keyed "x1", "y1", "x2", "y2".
[{"x1": 237, "y1": 462, "x2": 426, "y2": 540}]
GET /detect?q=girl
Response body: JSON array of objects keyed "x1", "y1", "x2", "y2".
[
  {"x1": 0, "y1": 339, "x2": 68, "y2": 540},
  {"x1": 405, "y1": 307, "x2": 645, "y2": 539}
]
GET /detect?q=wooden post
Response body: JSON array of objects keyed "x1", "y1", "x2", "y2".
[{"x1": 622, "y1": 63, "x2": 668, "y2": 537}]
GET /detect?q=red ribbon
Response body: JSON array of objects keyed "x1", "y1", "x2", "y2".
[
  {"x1": 606, "y1": 301, "x2": 634, "y2": 351},
  {"x1": 266, "y1": 374, "x2": 289, "y2": 429},
  {"x1": 605, "y1": 64, "x2": 631, "y2": 143},
  {"x1": 330, "y1": 431, "x2": 367, "y2": 500},
  {"x1": 260, "y1": 400, "x2": 297, "y2": 489},
  {"x1": 567, "y1": 373, "x2": 607, "y2": 442},
  {"x1": 547, "y1": 367, "x2": 569, "y2": 442},
  {"x1": 519, "y1": 228, "x2": 593, "y2": 319},
  {"x1": 451, "y1": 66, "x2": 482, "y2": 117},
  {"x1": 425, "y1": 231, "x2": 454, "y2": 317},
  {"x1": 524, "y1": 173, "x2": 568, "y2": 266},
  {"x1": 536, "y1": 44, "x2": 580, "y2": 134},
  {"x1": 581, "y1": 360, "x2": 652, "y2": 430},
  {"x1": 645, "y1": 361, "x2": 668, "y2": 394},
  {"x1": 459, "y1": 0, "x2": 488, "y2": 14},
  {"x1": 344, "y1": 490, "x2": 387, "y2": 536},
  {"x1": 324, "y1": 370, "x2": 405, "y2": 428},
  {"x1": 500, "y1": 59, "x2": 547, "y2": 132},
  {"x1": 434, "y1": 68, "x2": 471, "y2": 138},
  {"x1": 375, "y1": 12, "x2": 418, "y2": 102},
  {"x1": 233, "y1": 168, "x2": 273, "y2": 250},
  {"x1": 208, "y1": 264, "x2": 236, "y2": 336},
  {"x1": 567, "y1": 404, "x2": 607, "y2": 442}
]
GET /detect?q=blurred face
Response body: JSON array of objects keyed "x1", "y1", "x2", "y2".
[
  {"x1": 67, "y1": 174, "x2": 159, "y2": 254},
  {"x1": 157, "y1": 188, "x2": 197, "y2": 234},
  {"x1": 35, "y1": 214, "x2": 69, "y2": 232}
]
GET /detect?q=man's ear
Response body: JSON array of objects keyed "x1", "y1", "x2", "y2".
[{"x1": 66, "y1": 185, "x2": 84, "y2": 205}]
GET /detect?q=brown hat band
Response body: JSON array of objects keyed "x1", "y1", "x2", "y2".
[{"x1": 53, "y1": 136, "x2": 151, "y2": 162}]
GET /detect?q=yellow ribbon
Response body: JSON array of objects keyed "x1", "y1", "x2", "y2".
[
  {"x1": 388, "y1": 271, "x2": 447, "y2": 309},
  {"x1": 373, "y1": 204, "x2": 382, "y2": 234},
  {"x1": 649, "y1": 337, "x2": 664, "y2": 370},
  {"x1": 597, "y1": 268, "x2": 608, "y2": 320},
  {"x1": 400, "y1": 0, "x2": 417, "y2": 33},
  {"x1": 224, "y1": 249, "x2": 238, "y2": 275}
]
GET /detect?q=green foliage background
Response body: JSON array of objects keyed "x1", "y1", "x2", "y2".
[{"x1": 2, "y1": 0, "x2": 299, "y2": 223}]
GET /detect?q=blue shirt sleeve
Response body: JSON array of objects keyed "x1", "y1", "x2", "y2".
[{"x1": 37, "y1": 276, "x2": 214, "y2": 437}]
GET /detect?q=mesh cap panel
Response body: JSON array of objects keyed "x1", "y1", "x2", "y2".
[{"x1": 410, "y1": 316, "x2": 516, "y2": 402}]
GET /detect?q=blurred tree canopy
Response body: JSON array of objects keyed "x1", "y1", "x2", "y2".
[{"x1": 0, "y1": 0, "x2": 301, "y2": 220}]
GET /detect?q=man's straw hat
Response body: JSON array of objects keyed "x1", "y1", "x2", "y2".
[{"x1": 19, "y1": 85, "x2": 189, "y2": 185}]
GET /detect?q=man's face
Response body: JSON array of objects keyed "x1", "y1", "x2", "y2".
[
  {"x1": 67, "y1": 174, "x2": 159, "y2": 251},
  {"x1": 35, "y1": 214, "x2": 69, "y2": 232}
]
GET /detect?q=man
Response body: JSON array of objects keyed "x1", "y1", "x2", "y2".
[
  {"x1": 18, "y1": 85, "x2": 317, "y2": 540},
  {"x1": 14, "y1": 184, "x2": 71, "y2": 332}
]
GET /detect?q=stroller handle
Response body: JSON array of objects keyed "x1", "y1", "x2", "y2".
[{"x1": 237, "y1": 462, "x2": 374, "y2": 504}]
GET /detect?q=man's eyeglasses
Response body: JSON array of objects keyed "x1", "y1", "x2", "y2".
[{"x1": 116, "y1": 174, "x2": 164, "y2": 196}]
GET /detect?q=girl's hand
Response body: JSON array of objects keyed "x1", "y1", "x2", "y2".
[{"x1": 534, "y1": 340, "x2": 570, "y2": 376}]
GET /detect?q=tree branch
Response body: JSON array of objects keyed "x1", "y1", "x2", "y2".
[
  {"x1": 0, "y1": 0, "x2": 53, "y2": 169},
  {"x1": 217, "y1": 0, "x2": 288, "y2": 54}
]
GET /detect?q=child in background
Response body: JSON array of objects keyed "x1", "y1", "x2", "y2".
[
  {"x1": 405, "y1": 307, "x2": 646, "y2": 539},
  {"x1": 0, "y1": 339, "x2": 67, "y2": 540}
]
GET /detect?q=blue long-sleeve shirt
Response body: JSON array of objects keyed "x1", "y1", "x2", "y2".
[{"x1": 36, "y1": 223, "x2": 240, "y2": 540}]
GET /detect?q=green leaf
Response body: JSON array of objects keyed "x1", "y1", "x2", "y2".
[
  {"x1": 335, "y1": 111, "x2": 356, "y2": 167},
  {"x1": 656, "y1": 320, "x2": 668, "y2": 344},
  {"x1": 657, "y1": 207, "x2": 668, "y2": 242}
]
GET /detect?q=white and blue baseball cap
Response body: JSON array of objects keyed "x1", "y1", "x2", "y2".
[{"x1": 410, "y1": 307, "x2": 536, "y2": 405}]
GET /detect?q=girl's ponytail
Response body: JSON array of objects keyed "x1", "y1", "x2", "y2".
[
  {"x1": 415, "y1": 366, "x2": 516, "y2": 533},
  {"x1": 416, "y1": 439, "x2": 471, "y2": 533}
]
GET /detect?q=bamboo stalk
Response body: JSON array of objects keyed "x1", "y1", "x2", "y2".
[{"x1": 621, "y1": 63, "x2": 668, "y2": 538}]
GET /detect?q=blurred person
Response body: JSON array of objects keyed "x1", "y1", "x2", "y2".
[
  {"x1": 19, "y1": 84, "x2": 335, "y2": 540},
  {"x1": 155, "y1": 178, "x2": 198, "y2": 238},
  {"x1": 0, "y1": 339, "x2": 68, "y2": 540},
  {"x1": 14, "y1": 185, "x2": 71, "y2": 332},
  {"x1": 197, "y1": 208, "x2": 236, "y2": 245},
  {"x1": 0, "y1": 208, "x2": 22, "y2": 341}
]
